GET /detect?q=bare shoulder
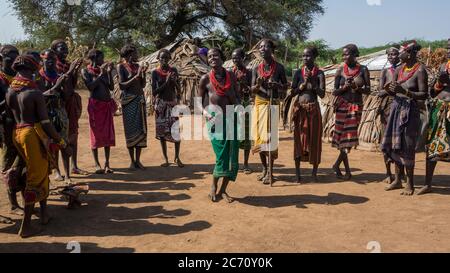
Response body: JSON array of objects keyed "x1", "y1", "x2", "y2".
[
  {"x1": 276, "y1": 62, "x2": 286, "y2": 72},
  {"x1": 200, "y1": 74, "x2": 210, "y2": 84},
  {"x1": 418, "y1": 63, "x2": 428, "y2": 72}
]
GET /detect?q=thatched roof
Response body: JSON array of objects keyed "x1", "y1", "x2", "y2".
[
  {"x1": 224, "y1": 40, "x2": 265, "y2": 70},
  {"x1": 139, "y1": 38, "x2": 211, "y2": 110},
  {"x1": 140, "y1": 38, "x2": 210, "y2": 79}
]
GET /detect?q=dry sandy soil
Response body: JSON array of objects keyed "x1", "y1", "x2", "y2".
[{"x1": 0, "y1": 90, "x2": 449, "y2": 253}]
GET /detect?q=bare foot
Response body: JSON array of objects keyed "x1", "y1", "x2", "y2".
[
  {"x1": 160, "y1": 162, "x2": 170, "y2": 167},
  {"x1": 54, "y1": 173, "x2": 64, "y2": 181},
  {"x1": 95, "y1": 166, "x2": 105, "y2": 174},
  {"x1": 244, "y1": 167, "x2": 252, "y2": 175},
  {"x1": 343, "y1": 173, "x2": 352, "y2": 181},
  {"x1": 72, "y1": 168, "x2": 89, "y2": 175},
  {"x1": 385, "y1": 181, "x2": 403, "y2": 191},
  {"x1": 220, "y1": 192, "x2": 234, "y2": 203},
  {"x1": 10, "y1": 207, "x2": 24, "y2": 216},
  {"x1": 65, "y1": 178, "x2": 74, "y2": 186},
  {"x1": 401, "y1": 186, "x2": 415, "y2": 196},
  {"x1": 311, "y1": 170, "x2": 318, "y2": 182},
  {"x1": 135, "y1": 162, "x2": 146, "y2": 170},
  {"x1": 333, "y1": 165, "x2": 344, "y2": 179},
  {"x1": 263, "y1": 175, "x2": 274, "y2": 185},
  {"x1": 208, "y1": 193, "x2": 217, "y2": 202},
  {"x1": 104, "y1": 167, "x2": 114, "y2": 174},
  {"x1": 417, "y1": 185, "x2": 432, "y2": 196},
  {"x1": 257, "y1": 169, "x2": 267, "y2": 181},
  {"x1": 175, "y1": 158, "x2": 185, "y2": 168},
  {"x1": 19, "y1": 225, "x2": 43, "y2": 238},
  {"x1": 383, "y1": 175, "x2": 395, "y2": 184}
]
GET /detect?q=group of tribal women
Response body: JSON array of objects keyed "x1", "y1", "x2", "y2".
[
  {"x1": 0, "y1": 41, "x2": 184, "y2": 236},
  {"x1": 1, "y1": 37, "x2": 449, "y2": 236},
  {"x1": 203, "y1": 38, "x2": 450, "y2": 202}
]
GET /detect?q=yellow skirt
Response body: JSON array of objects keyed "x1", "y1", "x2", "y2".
[
  {"x1": 13, "y1": 123, "x2": 51, "y2": 205},
  {"x1": 251, "y1": 95, "x2": 279, "y2": 159}
]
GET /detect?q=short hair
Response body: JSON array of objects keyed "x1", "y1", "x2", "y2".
[
  {"x1": 304, "y1": 46, "x2": 319, "y2": 58},
  {"x1": 343, "y1": 44, "x2": 360, "y2": 57},
  {"x1": 386, "y1": 44, "x2": 400, "y2": 54},
  {"x1": 157, "y1": 48, "x2": 171, "y2": 59},
  {"x1": 232, "y1": 48, "x2": 246, "y2": 58},
  {"x1": 12, "y1": 51, "x2": 41, "y2": 72},
  {"x1": 260, "y1": 39, "x2": 276, "y2": 50},
  {"x1": 51, "y1": 39, "x2": 67, "y2": 51},
  {"x1": 120, "y1": 44, "x2": 137, "y2": 58},
  {"x1": 87, "y1": 49, "x2": 103, "y2": 61},
  {"x1": 208, "y1": 47, "x2": 225, "y2": 61},
  {"x1": 0, "y1": 45, "x2": 19, "y2": 57},
  {"x1": 40, "y1": 48, "x2": 56, "y2": 60}
]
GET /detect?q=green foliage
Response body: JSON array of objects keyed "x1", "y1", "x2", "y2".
[{"x1": 8, "y1": 0, "x2": 324, "y2": 55}]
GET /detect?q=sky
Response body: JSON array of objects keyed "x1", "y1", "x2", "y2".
[
  {"x1": 309, "y1": 0, "x2": 449, "y2": 48},
  {"x1": 0, "y1": 0, "x2": 25, "y2": 43},
  {"x1": 0, "y1": 0, "x2": 448, "y2": 48}
]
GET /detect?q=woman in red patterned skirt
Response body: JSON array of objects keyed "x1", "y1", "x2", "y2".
[{"x1": 332, "y1": 44, "x2": 371, "y2": 180}]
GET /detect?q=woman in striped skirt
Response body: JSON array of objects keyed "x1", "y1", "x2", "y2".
[{"x1": 332, "y1": 44, "x2": 371, "y2": 180}]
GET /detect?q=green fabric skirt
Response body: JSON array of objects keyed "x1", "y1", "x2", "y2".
[{"x1": 207, "y1": 114, "x2": 240, "y2": 181}]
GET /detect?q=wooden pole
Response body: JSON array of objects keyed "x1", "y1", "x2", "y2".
[
  {"x1": 426, "y1": 46, "x2": 431, "y2": 67},
  {"x1": 284, "y1": 40, "x2": 289, "y2": 64}
]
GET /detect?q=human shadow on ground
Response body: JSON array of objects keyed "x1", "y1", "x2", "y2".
[
  {"x1": 1, "y1": 168, "x2": 213, "y2": 238},
  {"x1": 60, "y1": 191, "x2": 192, "y2": 205},
  {"x1": 0, "y1": 242, "x2": 134, "y2": 253},
  {"x1": 0, "y1": 203, "x2": 211, "y2": 238},
  {"x1": 236, "y1": 192, "x2": 369, "y2": 209},
  {"x1": 273, "y1": 167, "x2": 378, "y2": 185},
  {"x1": 86, "y1": 180, "x2": 196, "y2": 192},
  {"x1": 77, "y1": 163, "x2": 217, "y2": 182}
]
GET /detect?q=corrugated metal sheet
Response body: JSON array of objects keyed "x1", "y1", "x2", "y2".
[{"x1": 324, "y1": 50, "x2": 392, "y2": 76}]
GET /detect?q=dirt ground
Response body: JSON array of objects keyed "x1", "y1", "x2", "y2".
[{"x1": 0, "y1": 90, "x2": 449, "y2": 253}]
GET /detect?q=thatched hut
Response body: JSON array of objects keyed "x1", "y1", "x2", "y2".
[
  {"x1": 112, "y1": 38, "x2": 210, "y2": 115},
  {"x1": 141, "y1": 38, "x2": 210, "y2": 113},
  {"x1": 223, "y1": 40, "x2": 264, "y2": 71}
]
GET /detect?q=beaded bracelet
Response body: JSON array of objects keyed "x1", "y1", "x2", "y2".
[{"x1": 58, "y1": 138, "x2": 67, "y2": 148}]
